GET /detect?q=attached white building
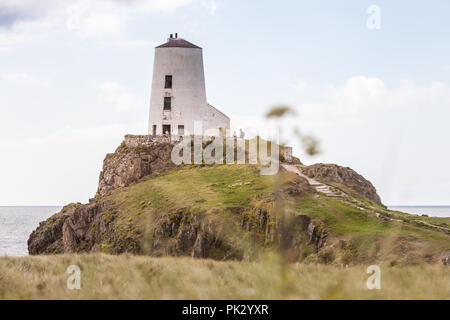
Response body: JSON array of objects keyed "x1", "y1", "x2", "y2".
[{"x1": 148, "y1": 34, "x2": 230, "y2": 136}]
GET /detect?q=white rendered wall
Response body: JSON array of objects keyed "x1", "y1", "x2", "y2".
[
  {"x1": 148, "y1": 46, "x2": 230, "y2": 135},
  {"x1": 203, "y1": 104, "x2": 230, "y2": 134}
]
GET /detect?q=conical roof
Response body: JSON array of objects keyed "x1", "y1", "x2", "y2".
[{"x1": 156, "y1": 37, "x2": 201, "y2": 49}]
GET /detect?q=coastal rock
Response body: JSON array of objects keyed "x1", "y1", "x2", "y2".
[
  {"x1": 303, "y1": 163, "x2": 382, "y2": 205},
  {"x1": 28, "y1": 139, "x2": 450, "y2": 266},
  {"x1": 151, "y1": 208, "x2": 242, "y2": 260},
  {"x1": 307, "y1": 222, "x2": 328, "y2": 250},
  {"x1": 97, "y1": 141, "x2": 175, "y2": 197}
]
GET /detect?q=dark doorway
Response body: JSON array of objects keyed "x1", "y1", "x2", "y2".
[
  {"x1": 163, "y1": 125, "x2": 171, "y2": 135},
  {"x1": 152, "y1": 125, "x2": 157, "y2": 135}
]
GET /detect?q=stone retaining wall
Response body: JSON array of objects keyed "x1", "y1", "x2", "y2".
[{"x1": 124, "y1": 134, "x2": 294, "y2": 163}]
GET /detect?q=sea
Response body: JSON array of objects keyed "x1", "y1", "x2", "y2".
[
  {"x1": 0, "y1": 206, "x2": 62, "y2": 257},
  {"x1": 0, "y1": 205, "x2": 449, "y2": 257}
]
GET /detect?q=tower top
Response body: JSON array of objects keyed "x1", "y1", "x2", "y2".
[{"x1": 156, "y1": 34, "x2": 201, "y2": 49}]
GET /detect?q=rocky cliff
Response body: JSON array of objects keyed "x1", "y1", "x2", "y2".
[
  {"x1": 28, "y1": 139, "x2": 450, "y2": 266},
  {"x1": 303, "y1": 163, "x2": 382, "y2": 205},
  {"x1": 29, "y1": 167, "x2": 330, "y2": 261},
  {"x1": 97, "y1": 141, "x2": 175, "y2": 197}
]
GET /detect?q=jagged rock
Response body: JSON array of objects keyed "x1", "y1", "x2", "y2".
[
  {"x1": 28, "y1": 201, "x2": 140, "y2": 255},
  {"x1": 28, "y1": 204, "x2": 75, "y2": 255},
  {"x1": 28, "y1": 139, "x2": 450, "y2": 266},
  {"x1": 303, "y1": 163, "x2": 382, "y2": 205},
  {"x1": 151, "y1": 208, "x2": 241, "y2": 260},
  {"x1": 307, "y1": 222, "x2": 327, "y2": 250},
  {"x1": 97, "y1": 141, "x2": 175, "y2": 196}
]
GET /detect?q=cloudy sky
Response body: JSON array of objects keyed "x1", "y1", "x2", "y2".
[{"x1": 0, "y1": 0, "x2": 449, "y2": 206}]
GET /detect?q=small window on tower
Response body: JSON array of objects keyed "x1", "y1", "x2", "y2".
[
  {"x1": 152, "y1": 125, "x2": 157, "y2": 135},
  {"x1": 164, "y1": 97, "x2": 171, "y2": 110},
  {"x1": 178, "y1": 125, "x2": 184, "y2": 135},
  {"x1": 165, "y1": 75, "x2": 172, "y2": 89}
]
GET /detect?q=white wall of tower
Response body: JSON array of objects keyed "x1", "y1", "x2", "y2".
[{"x1": 148, "y1": 40, "x2": 230, "y2": 135}]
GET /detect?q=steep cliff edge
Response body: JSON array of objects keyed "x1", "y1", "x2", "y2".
[
  {"x1": 97, "y1": 141, "x2": 175, "y2": 197},
  {"x1": 303, "y1": 163, "x2": 382, "y2": 205},
  {"x1": 28, "y1": 140, "x2": 450, "y2": 266}
]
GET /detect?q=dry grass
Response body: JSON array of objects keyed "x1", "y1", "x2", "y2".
[{"x1": 0, "y1": 254, "x2": 448, "y2": 300}]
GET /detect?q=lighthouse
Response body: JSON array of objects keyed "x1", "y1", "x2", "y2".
[{"x1": 148, "y1": 33, "x2": 230, "y2": 136}]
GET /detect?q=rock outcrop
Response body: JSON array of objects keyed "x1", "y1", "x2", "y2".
[
  {"x1": 28, "y1": 198, "x2": 328, "y2": 260},
  {"x1": 28, "y1": 201, "x2": 141, "y2": 255},
  {"x1": 303, "y1": 163, "x2": 382, "y2": 205},
  {"x1": 28, "y1": 157, "x2": 326, "y2": 260},
  {"x1": 150, "y1": 208, "x2": 243, "y2": 260},
  {"x1": 28, "y1": 139, "x2": 449, "y2": 265},
  {"x1": 97, "y1": 141, "x2": 175, "y2": 196}
]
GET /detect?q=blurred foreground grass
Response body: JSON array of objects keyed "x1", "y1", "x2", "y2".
[{"x1": 0, "y1": 254, "x2": 448, "y2": 299}]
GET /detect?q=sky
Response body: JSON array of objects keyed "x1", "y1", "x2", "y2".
[{"x1": 0, "y1": 0, "x2": 449, "y2": 206}]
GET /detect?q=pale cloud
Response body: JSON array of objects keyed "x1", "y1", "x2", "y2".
[
  {"x1": 95, "y1": 81, "x2": 145, "y2": 112},
  {"x1": 64, "y1": 0, "x2": 194, "y2": 38},
  {"x1": 0, "y1": 0, "x2": 56, "y2": 28},
  {"x1": 0, "y1": 29, "x2": 44, "y2": 51},
  {"x1": 1, "y1": 122, "x2": 146, "y2": 149},
  {"x1": 0, "y1": 121, "x2": 146, "y2": 205},
  {"x1": 299, "y1": 76, "x2": 450, "y2": 116},
  {"x1": 290, "y1": 78, "x2": 312, "y2": 94},
  {"x1": 133, "y1": 0, "x2": 193, "y2": 12},
  {"x1": 1, "y1": 72, "x2": 53, "y2": 87},
  {"x1": 322, "y1": 76, "x2": 385, "y2": 114},
  {"x1": 202, "y1": 0, "x2": 219, "y2": 15},
  {"x1": 0, "y1": 0, "x2": 193, "y2": 46},
  {"x1": 100, "y1": 40, "x2": 155, "y2": 48},
  {"x1": 66, "y1": 1, "x2": 127, "y2": 38}
]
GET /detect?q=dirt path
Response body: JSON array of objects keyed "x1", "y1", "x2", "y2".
[
  {"x1": 281, "y1": 163, "x2": 340, "y2": 198},
  {"x1": 281, "y1": 164, "x2": 450, "y2": 234}
]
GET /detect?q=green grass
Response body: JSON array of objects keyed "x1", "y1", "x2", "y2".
[
  {"x1": 35, "y1": 164, "x2": 449, "y2": 265},
  {"x1": 389, "y1": 209, "x2": 450, "y2": 227},
  {"x1": 0, "y1": 254, "x2": 448, "y2": 299},
  {"x1": 293, "y1": 193, "x2": 450, "y2": 264},
  {"x1": 103, "y1": 165, "x2": 276, "y2": 229},
  {"x1": 296, "y1": 194, "x2": 393, "y2": 235},
  {"x1": 17, "y1": 164, "x2": 450, "y2": 299},
  {"x1": 145, "y1": 165, "x2": 274, "y2": 208}
]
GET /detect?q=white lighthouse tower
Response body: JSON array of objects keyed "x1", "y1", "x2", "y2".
[{"x1": 148, "y1": 34, "x2": 230, "y2": 136}]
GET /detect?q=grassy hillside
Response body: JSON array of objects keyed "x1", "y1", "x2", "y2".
[
  {"x1": 19, "y1": 163, "x2": 450, "y2": 300},
  {"x1": 0, "y1": 254, "x2": 448, "y2": 299},
  {"x1": 96, "y1": 164, "x2": 449, "y2": 265},
  {"x1": 29, "y1": 163, "x2": 450, "y2": 265}
]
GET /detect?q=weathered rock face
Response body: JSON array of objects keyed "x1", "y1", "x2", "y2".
[
  {"x1": 150, "y1": 208, "x2": 243, "y2": 260},
  {"x1": 28, "y1": 202, "x2": 140, "y2": 255},
  {"x1": 28, "y1": 207, "x2": 70, "y2": 255},
  {"x1": 97, "y1": 141, "x2": 175, "y2": 196},
  {"x1": 28, "y1": 167, "x2": 324, "y2": 260},
  {"x1": 303, "y1": 163, "x2": 382, "y2": 205},
  {"x1": 28, "y1": 198, "x2": 328, "y2": 260}
]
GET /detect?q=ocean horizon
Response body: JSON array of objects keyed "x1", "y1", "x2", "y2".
[
  {"x1": 387, "y1": 205, "x2": 450, "y2": 218},
  {"x1": 0, "y1": 206, "x2": 62, "y2": 257},
  {"x1": 0, "y1": 205, "x2": 449, "y2": 257}
]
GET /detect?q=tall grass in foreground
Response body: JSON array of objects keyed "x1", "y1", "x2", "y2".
[{"x1": 0, "y1": 254, "x2": 448, "y2": 299}]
